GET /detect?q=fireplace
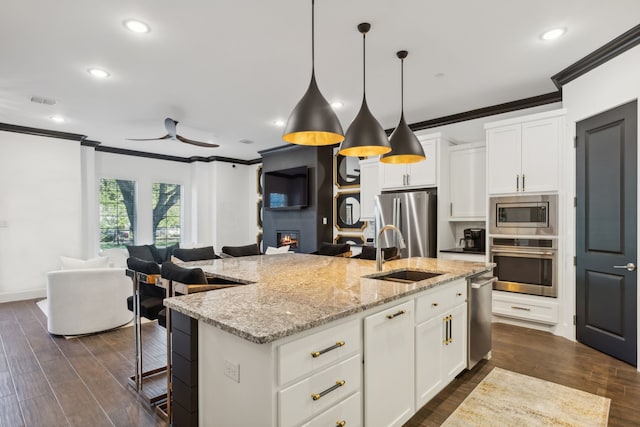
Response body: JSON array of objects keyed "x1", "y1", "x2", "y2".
[{"x1": 277, "y1": 230, "x2": 300, "y2": 252}]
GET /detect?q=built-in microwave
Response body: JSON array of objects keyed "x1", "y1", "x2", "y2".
[{"x1": 489, "y1": 194, "x2": 558, "y2": 236}]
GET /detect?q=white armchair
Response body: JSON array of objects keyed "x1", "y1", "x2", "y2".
[{"x1": 46, "y1": 267, "x2": 133, "y2": 335}]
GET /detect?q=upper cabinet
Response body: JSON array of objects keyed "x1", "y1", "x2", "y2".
[
  {"x1": 485, "y1": 110, "x2": 565, "y2": 195},
  {"x1": 448, "y1": 142, "x2": 486, "y2": 220},
  {"x1": 380, "y1": 136, "x2": 438, "y2": 190}
]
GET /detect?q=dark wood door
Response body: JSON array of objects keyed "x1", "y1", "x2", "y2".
[{"x1": 576, "y1": 100, "x2": 637, "y2": 366}]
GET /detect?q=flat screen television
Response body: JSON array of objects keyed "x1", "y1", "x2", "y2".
[{"x1": 264, "y1": 166, "x2": 309, "y2": 209}]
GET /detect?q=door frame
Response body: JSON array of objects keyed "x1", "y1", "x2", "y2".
[{"x1": 565, "y1": 98, "x2": 640, "y2": 370}]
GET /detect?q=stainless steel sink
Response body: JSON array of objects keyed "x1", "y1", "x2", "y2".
[{"x1": 366, "y1": 269, "x2": 443, "y2": 284}]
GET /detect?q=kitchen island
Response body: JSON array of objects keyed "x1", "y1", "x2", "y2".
[{"x1": 164, "y1": 253, "x2": 491, "y2": 427}]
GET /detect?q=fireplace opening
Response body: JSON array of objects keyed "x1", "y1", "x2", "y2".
[{"x1": 277, "y1": 230, "x2": 299, "y2": 252}]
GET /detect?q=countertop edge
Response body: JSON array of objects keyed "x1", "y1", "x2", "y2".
[{"x1": 164, "y1": 265, "x2": 492, "y2": 344}]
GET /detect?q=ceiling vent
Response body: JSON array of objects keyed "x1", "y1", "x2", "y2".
[{"x1": 30, "y1": 96, "x2": 56, "y2": 106}]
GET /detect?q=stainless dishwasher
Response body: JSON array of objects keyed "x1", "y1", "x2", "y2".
[{"x1": 467, "y1": 275, "x2": 496, "y2": 369}]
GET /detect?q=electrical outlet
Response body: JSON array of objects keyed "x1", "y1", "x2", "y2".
[
  {"x1": 223, "y1": 359, "x2": 240, "y2": 383},
  {"x1": 322, "y1": 217, "x2": 327, "y2": 225}
]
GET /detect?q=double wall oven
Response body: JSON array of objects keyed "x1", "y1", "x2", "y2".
[{"x1": 489, "y1": 194, "x2": 558, "y2": 297}]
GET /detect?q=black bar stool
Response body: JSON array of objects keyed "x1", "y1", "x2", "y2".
[{"x1": 125, "y1": 257, "x2": 167, "y2": 406}]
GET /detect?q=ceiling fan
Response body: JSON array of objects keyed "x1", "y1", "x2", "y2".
[{"x1": 127, "y1": 118, "x2": 219, "y2": 148}]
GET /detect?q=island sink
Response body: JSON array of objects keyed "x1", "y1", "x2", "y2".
[{"x1": 367, "y1": 269, "x2": 443, "y2": 283}]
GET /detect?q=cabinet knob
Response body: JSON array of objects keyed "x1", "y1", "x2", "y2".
[
  {"x1": 456, "y1": 292, "x2": 463, "y2": 297},
  {"x1": 431, "y1": 302, "x2": 439, "y2": 307},
  {"x1": 336, "y1": 421, "x2": 346, "y2": 427}
]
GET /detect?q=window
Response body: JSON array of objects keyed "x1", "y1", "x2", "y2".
[
  {"x1": 99, "y1": 179, "x2": 136, "y2": 249},
  {"x1": 153, "y1": 183, "x2": 181, "y2": 246}
]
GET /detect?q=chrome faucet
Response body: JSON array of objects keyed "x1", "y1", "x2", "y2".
[{"x1": 376, "y1": 224, "x2": 406, "y2": 271}]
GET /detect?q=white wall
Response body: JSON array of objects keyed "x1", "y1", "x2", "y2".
[
  {"x1": 562, "y1": 44, "x2": 640, "y2": 368},
  {"x1": 210, "y1": 162, "x2": 260, "y2": 250},
  {"x1": 0, "y1": 132, "x2": 83, "y2": 302}
]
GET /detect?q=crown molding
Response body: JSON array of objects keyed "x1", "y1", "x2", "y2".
[
  {"x1": 551, "y1": 23, "x2": 640, "y2": 89},
  {"x1": 388, "y1": 91, "x2": 562, "y2": 135},
  {"x1": 0, "y1": 122, "x2": 87, "y2": 141}
]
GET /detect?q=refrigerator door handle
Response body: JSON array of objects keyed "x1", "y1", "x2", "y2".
[{"x1": 396, "y1": 198, "x2": 402, "y2": 248}]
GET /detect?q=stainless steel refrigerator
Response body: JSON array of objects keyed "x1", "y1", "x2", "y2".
[{"x1": 374, "y1": 190, "x2": 437, "y2": 258}]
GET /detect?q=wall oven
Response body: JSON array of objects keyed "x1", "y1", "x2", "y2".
[
  {"x1": 489, "y1": 194, "x2": 558, "y2": 236},
  {"x1": 490, "y1": 238, "x2": 557, "y2": 297}
]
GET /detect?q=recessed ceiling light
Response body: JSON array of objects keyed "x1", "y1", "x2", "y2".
[
  {"x1": 123, "y1": 19, "x2": 150, "y2": 33},
  {"x1": 50, "y1": 115, "x2": 65, "y2": 123},
  {"x1": 540, "y1": 28, "x2": 566, "y2": 41},
  {"x1": 331, "y1": 101, "x2": 344, "y2": 109},
  {"x1": 87, "y1": 68, "x2": 110, "y2": 79},
  {"x1": 274, "y1": 119, "x2": 286, "y2": 127}
]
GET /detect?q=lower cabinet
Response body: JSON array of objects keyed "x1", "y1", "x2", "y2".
[
  {"x1": 415, "y1": 280, "x2": 468, "y2": 409},
  {"x1": 364, "y1": 300, "x2": 415, "y2": 427}
]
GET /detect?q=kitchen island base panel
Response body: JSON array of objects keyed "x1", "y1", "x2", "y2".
[{"x1": 199, "y1": 320, "x2": 276, "y2": 427}]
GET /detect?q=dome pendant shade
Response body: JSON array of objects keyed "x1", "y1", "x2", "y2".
[
  {"x1": 283, "y1": 72, "x2": 344, "y2": 146},
  {"x1": 338, "y1": 22, "x2": 391, "y2": 157},
  {"x1": 380, "y1": 113, "x2": 425, "y2": 164},
  {"x1": 339, "y1": 96, "x2": 391, "y2": 157},
  {"x1": 380, "y1": 50, "x2": 426, "y2": 164},
  {"x1": 283, "y1": 0, "x2": 344, "y2": 146}
]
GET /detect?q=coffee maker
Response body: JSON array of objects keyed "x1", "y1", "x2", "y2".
[{"x1": 462, "y1": 228, "x2": 485, "y2": 252}]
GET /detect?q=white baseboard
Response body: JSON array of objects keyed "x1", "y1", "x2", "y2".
[{"x1": 0, "y1": 288, "x2": 46, "y2": 303}]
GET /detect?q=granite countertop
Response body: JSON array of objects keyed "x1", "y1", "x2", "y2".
[
  {"x1": 163, "y1": 254, "x2": 491, "y2": 344},
  {"x1": 440, "y1": 247, "x2": 486, "y2": 255}
]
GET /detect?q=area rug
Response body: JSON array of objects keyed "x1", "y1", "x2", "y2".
[
  {"x1": 36, "y1": 299, "x2": 153, "y2": 338},
  {"x1": 442, "y1": 367, "x2": 610, "y2": 427}
]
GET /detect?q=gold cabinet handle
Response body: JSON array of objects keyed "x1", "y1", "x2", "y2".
[
  {"x1": 511, "y1": 306, "x2": 531, "y2": 311},
  {"x1": 431, "y1": 302, "x2": 439, "y2": 307},
  {"x1": 336, "y1": 421, "x2": 346, "y2": 427},
  {"x1": 311, "y1": 341, "x2": 345, "y2": 358},
  {"x1": 386, "y1": 309, "x2": 406, "y2": 320},
  {"x1": 311, "y1": 380, "x2": 345, "y2": 401}
]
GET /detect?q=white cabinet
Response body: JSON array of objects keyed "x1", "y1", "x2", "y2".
[
  {"x1": 492, "y1": 290, "x2": 559, "y2": 325},
  {"x1": 381, "y1": 138, "x2": 437, "y2": 190},
  {"x1": 359, "y1": 158, "x2": 380, "y2": 221},
  {"x1": 415, "y1": 279, "x2": 467, "y2": 409},
  {"x1": 449, "y1": 143, "x2": 486, "y2": 220},
  {"x1": 486, "y1": 110, "x2": 565, "y2": 195},
  {"x1": 364, "y1": 300, "x2": 415, "y2": 427},
  {"x1": 278, "y1": 318, "x2": 362, "y2": 426}
]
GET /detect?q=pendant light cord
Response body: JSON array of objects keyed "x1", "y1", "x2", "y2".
[
  {"x1": 311, "y1": 0, "x2": 315, "y2": 72},
  {"x1": 362, "y1": 31, "x2": 366, "y2": 97},
  {"x1": 400, "y1": 57, "x2": 404, "y2": 113}
]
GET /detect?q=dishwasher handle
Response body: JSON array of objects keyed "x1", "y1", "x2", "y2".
[{"x1": 470, "y1": 276, "x2": 497, "y2": 289}]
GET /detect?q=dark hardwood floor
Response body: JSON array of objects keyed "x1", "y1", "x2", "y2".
[
  {"x1": 1, "y1": 298, "x2": 639, "y2": 426},
  {"x1": 0, "y1": 299, "x2": 168, "y2": 427},
  {"x1": 407, "y1": 322, "x2": 640, "y2": 427}
]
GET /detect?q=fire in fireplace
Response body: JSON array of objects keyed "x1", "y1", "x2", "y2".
[{"x1": 277, "y1": 231, "x2": 299, "y2": 251}]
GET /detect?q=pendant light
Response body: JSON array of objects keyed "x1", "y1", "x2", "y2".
[
  {"x1": 282, "y1": 0, "x2": 344, "y2": 146},
  {"x1": 380, "y1": 50, "x2": 426, "y2": 164},
  {"x1": 338, "y1": 23, "x2": 391, "y2": 157}
]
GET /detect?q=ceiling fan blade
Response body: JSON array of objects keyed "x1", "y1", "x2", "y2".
[
  {"x1": 164, "y1": 118, "x2": 178, "y2": 138},
  {"x1": 176, "y1": 134, "x2": 219, "y2": 148},
  {"x1": 126, "y1": 134, "x2": 171, "y2": 141}
]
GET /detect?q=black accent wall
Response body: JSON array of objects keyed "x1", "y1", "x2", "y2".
[{"x1": 261, "y1": 145, "x2": 333, "y2": 253}]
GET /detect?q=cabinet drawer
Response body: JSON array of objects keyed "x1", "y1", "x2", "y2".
[
  {"x1": 278, "y1": 318, "x2": 360, "y2": 386},
  {"x1": 493, "y1": 293, "x2": 558, "y2": 324},
  {"x1": 415, "y1": 279, "x2": 467, "y2": 324},
  {"x1": 302, "y1": 391, "x2": 361, "y2": 427},
  {"x1": 279, "y1": 354, "x2": 361, "y2": 427}
]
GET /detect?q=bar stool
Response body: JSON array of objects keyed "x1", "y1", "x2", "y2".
[{"x1": 125, "y1": 257, "x2": 166, "y2": 406}]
